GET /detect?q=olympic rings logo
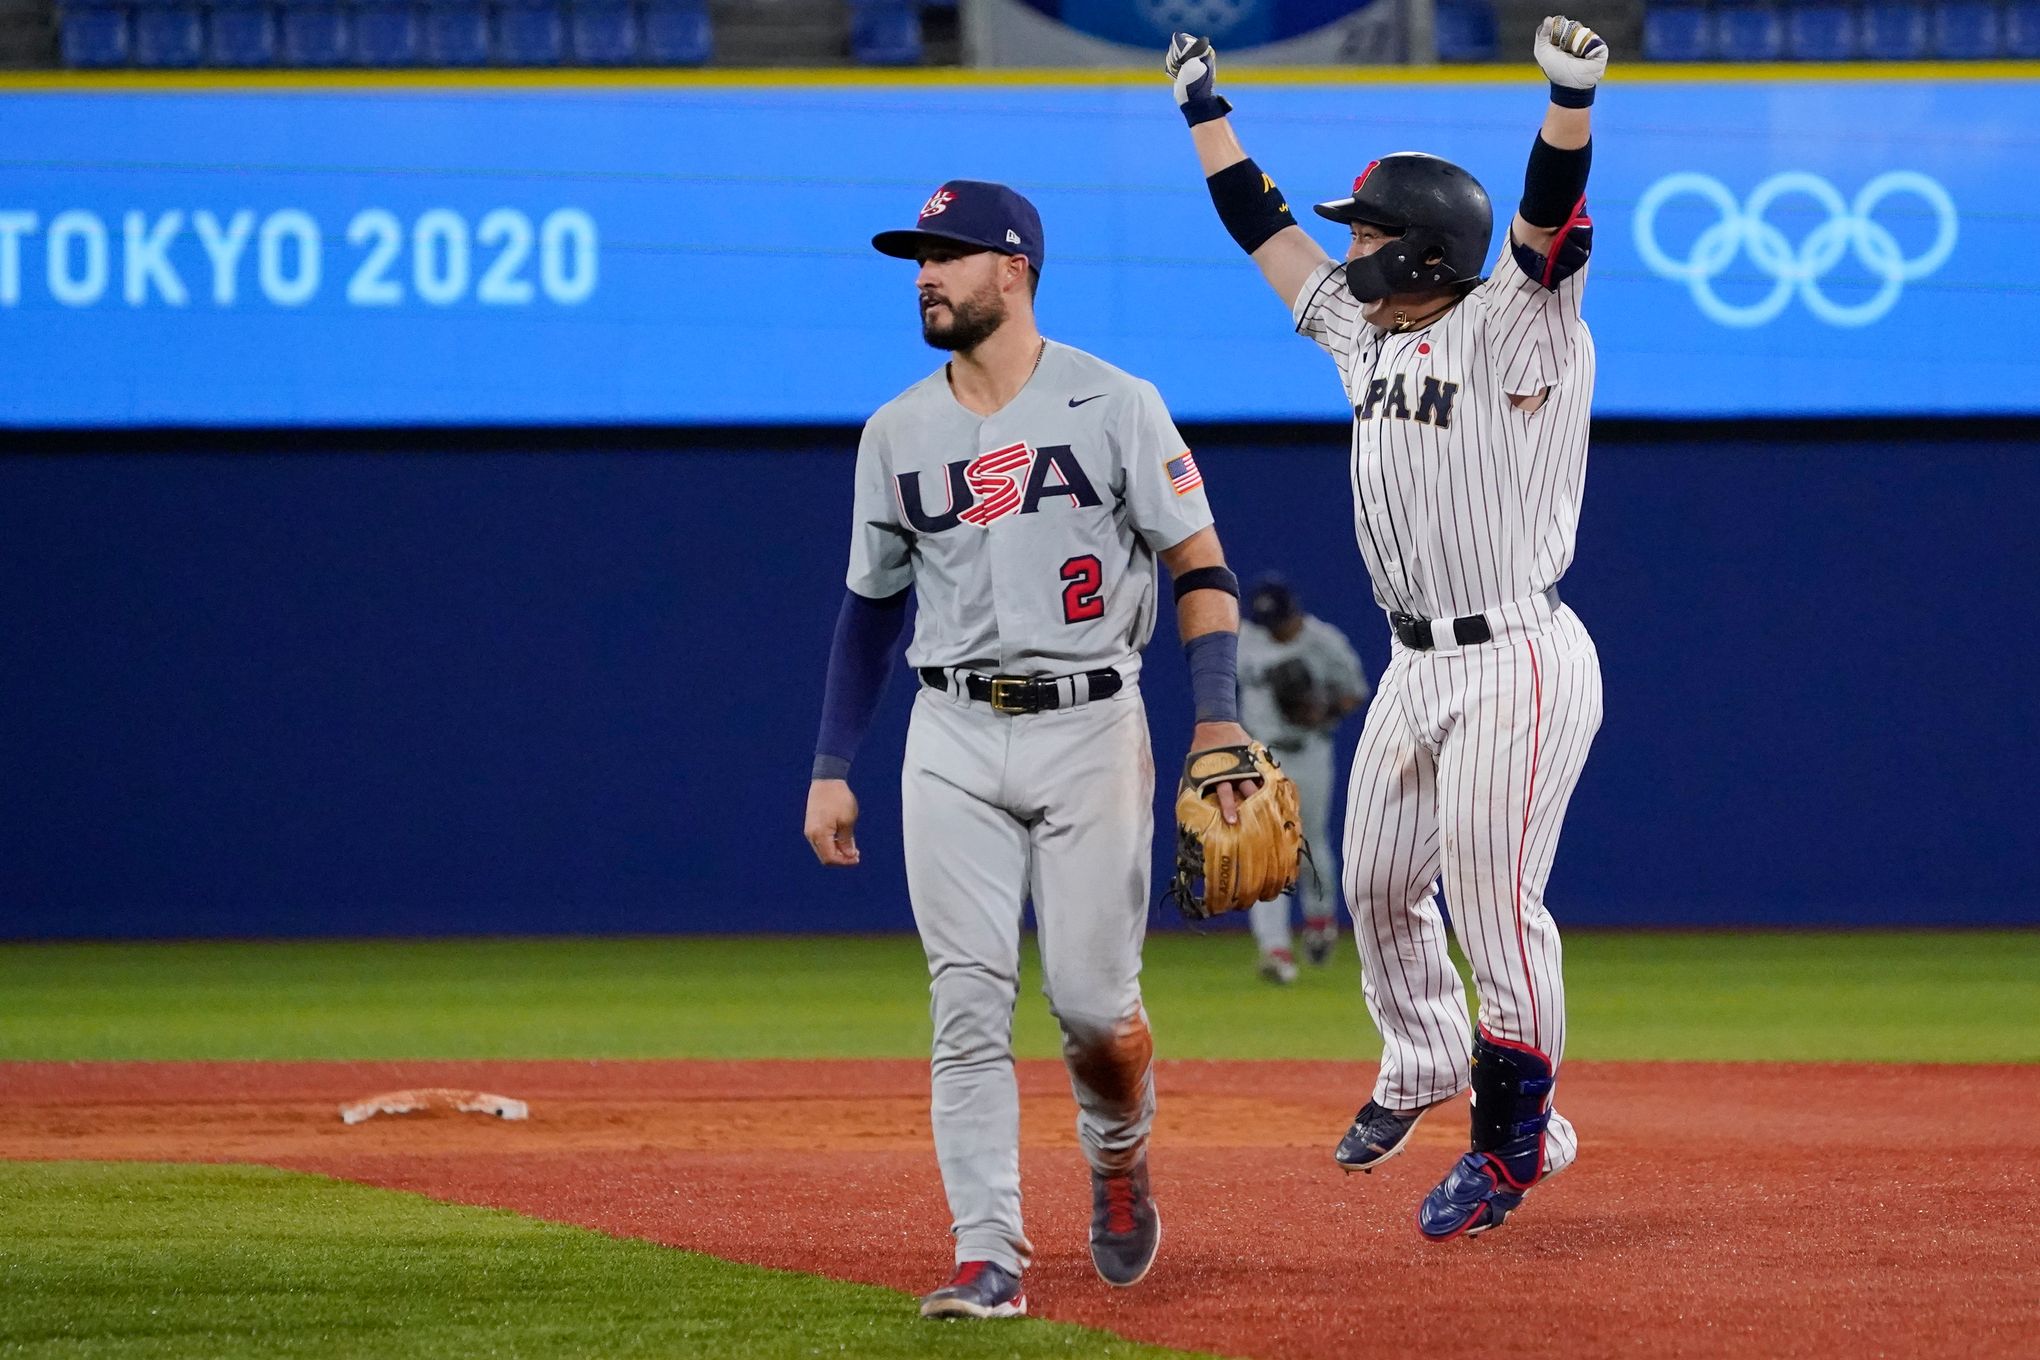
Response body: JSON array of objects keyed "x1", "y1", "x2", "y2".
[{"x1": 1632, "y1": 171, "x2": 1958, "y2": 328}]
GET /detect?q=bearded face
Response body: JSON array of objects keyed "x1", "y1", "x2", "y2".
[{"x1": 917, "y1": 253, "x2": 1011, "y2": 353}]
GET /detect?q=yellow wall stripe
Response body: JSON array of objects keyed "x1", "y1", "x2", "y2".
[{"x1": 1, "y1": 61, "x2": 2038, "y2": 94}]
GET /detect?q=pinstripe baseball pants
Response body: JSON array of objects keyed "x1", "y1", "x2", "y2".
[{"x1": 1340, "y1": 603, "x2": 1601, "y2": 1173}]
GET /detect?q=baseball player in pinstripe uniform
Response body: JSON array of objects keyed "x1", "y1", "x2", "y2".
[
  {"x1": 1165, "y1": 16, "x2": 1610, "y2": 1238},
  {"x1": 803, "y1": 180, "x2": 1261, "y2": 1316}
]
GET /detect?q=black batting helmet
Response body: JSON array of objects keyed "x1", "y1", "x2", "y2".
[{"x1": 1314, "y1": 153, "x2": 1494, "y2": 303}]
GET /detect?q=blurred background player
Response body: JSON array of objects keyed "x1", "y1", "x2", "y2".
[{"x1": 1237, "y1": 576, "x2": 1369, "y2": 983}]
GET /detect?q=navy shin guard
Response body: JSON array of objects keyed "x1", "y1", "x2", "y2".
[{"x1": 1469, "y1": 1030, "x2": 1554, "y2": 1190}]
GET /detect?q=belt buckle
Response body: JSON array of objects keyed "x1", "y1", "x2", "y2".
[{"x1": 989, "y1": 676, "x2": 1030, "y2": 715}]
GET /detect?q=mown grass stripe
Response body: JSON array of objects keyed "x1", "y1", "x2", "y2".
[
  {"x1": 0, "y1": 1161, "x2": 1211, "y2": 1360},
  {"x1": 0, "y1": 930, "x2": 2034, "y2": 1063}
]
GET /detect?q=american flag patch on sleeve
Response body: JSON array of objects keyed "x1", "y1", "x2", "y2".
[{"x1": 1166, "y1": 450, "x2": 1203, "y2": 496}]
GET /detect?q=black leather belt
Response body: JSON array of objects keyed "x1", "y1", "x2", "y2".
[
  {"x1": 920, "y1": 666, "x2": 1122, "y2": 715},
  {"x1": 1391, "y1": 587, "x2": 1559, "y2": 652}
]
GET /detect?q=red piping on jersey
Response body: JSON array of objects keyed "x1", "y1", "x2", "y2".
[
  {"x1": 1352, "y1": 160, "x2": 1381, "y2": 194},
  {"x1": 1540, "y1": 195, "x2": 1591, "y2": 289},
  {"x1": 1512, "y1": 641, "x2": 1545, "y2": 1049}
]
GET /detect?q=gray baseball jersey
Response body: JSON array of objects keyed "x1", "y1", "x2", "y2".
[
  {"x1": 845, "y1": 337, "x2": 1210, "y2": 1277},
  {"x1": 1238, "y1": 615, "x2": 1369, "y2": 752},
  {"x1": 1240, "y1": 615, "x2": 1368, "y2": 957},
  {"x1": 1291, "y1": 243, "x2": 1603, "y2": 1185},
  {"x1": 846, "y1": 340, "x2": 1214, "y2": 680}
]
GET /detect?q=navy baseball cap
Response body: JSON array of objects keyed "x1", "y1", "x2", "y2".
[
  {"x1": 1247, "y1": 577, "x2": 1300, "y2": 628},
  {"x1": 872, "y1": 180, "x2": 1045, "y2": 273}
]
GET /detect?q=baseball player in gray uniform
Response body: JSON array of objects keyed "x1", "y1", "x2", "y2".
[
  {"x1": 803, "y1": 180, "x2": 1259, "y2": 1318},
  {"x1": 1165, "y1": 17, "x2": 1610, "y2": 1239},
  {"x1": 1237, "y1": 577, "x2": 1369, "y2": 984}
]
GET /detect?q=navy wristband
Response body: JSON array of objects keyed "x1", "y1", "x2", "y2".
[
  {"x1": 1549, "y1": 82, "x2": 1595, "y2": 109},
  {"x1": 1180, "y1": 92, "x2": 1234, "y2": 127},
  {"x1": 1184, "y1": 630, "x2": 1241, "y2": 725}
]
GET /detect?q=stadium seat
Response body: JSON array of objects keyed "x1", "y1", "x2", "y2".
[
  {"x1": 1434, "y1": 0, "x2": 1499, "y2": 60},
  {"x1": 1933, "y1": 0, "x2": 2003, "y2": 53},
  {"x1": 567, "y1": 0, "x2": 637, "y2": 62},
  {"x1": 352, "y1": 0, "x2": 419, "y2": 63},
  {"x1": 1859, "y1": 0, "x2": 1932, "y2": 54},
  {"x1": 1784, "y1": 1, "x2": 1857, "y2": 55},
  {"x1": 493, "y1": 0, "x2": 564, "y2": 63},
  {"x1": 59, "y1": 0, "x2": 131, "y2": 65},
  {"x1": 2008, "y1": 0, "x2": 2040, "y2": 52},
  {"x1": 640, "y1": 0, "x2": 707, "y2": 61},
  {"x1": 131, "y1": 0, "x2": 206, "y2": 64},
  {"x1": 419, "y1": 0, "x2": 488, "y2": 61},
  {"x1": 278, "y1": 0, "x2": 350, "y2": 62},
  {"x1": 208, "y1": 0, "x2": 277, "y2": 63},
  {"x1": 1643, "y1": 4, "x2": 1712, "y2": 59},
  {"x1": 1713, "y1": 2, "x2": 1786, "y2": 57},
  {"x1": 849, "y1": 0, "x2": 920, "y2": 64}
]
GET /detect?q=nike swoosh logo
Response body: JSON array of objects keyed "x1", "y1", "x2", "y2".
[{"x1": 1068, "y1": 394, "x2": 1107, "y2": 407}]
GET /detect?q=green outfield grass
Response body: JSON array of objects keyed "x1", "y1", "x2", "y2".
[
  {"x1": 2, "y1": 929, "x2": 2036, "y2": 1063},
  {"x1": 0, "y1": 1163, "x2": 1207, "y2": 1360}
]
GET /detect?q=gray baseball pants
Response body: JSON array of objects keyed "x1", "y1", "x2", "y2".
[{"x1": 901, "y1": 681, "x2": 1157, "y2": 1276}]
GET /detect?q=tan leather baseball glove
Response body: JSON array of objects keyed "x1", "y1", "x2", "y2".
[{"x1": 1167, "y1": 742, "x2": 1304, "y2": 919}]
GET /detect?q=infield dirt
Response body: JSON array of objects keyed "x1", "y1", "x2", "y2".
[{"x1": 4, "y1": 1059, "x2": 2034, "y2": 1360}]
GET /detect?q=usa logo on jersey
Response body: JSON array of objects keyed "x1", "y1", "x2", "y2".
[
  {"x1": 893, "y1": 443, "x2": 1102, "y2": 533},
  {"x1": 1166, "y1": 451, "x2": 1203, "y2": 496}
]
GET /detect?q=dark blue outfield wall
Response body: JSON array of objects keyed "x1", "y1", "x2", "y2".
[{"x1": 2, "y1": 428, "x2": 2036, "y2": 939}]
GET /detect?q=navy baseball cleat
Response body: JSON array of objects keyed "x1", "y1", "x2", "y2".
[
  {"x1": 918, "y1": 1261, "x2": 1026, "y2": 1319},
  {"x1": 1417, "y1": 1152, "x2": 1527, "y2": 1238},
  {"x1": 1089, "y1": 1157, "x2": 1161, "y2": 1286},
  {"x1": 1334, "y1": 1099, "x2": 1430, "y2": 1172}
]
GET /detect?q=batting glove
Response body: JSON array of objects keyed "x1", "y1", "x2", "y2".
[
  {"x1": 1533, "y1": 16, "x2": 1608, "y2": 107},
  {"x1": 1165, "y1": 32, "x2": 1233, "y2": 127}
]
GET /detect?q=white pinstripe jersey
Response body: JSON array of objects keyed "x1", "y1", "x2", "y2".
[{"x1": 1291, "y1": 250, "x2": 1595, "y2": 621}]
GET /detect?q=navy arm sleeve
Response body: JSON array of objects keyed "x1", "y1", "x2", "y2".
[{"x1": 811, "y1": 586, "x2": 911, "y2": 780}]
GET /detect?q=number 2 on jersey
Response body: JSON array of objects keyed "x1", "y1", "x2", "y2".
[{"x1": 1060, "y1": 555, "x2": 1104, "y2": 624}]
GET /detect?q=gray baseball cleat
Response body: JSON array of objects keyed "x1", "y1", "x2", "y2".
[
  {"x1": 1334, "y1": 1099, "x2": 1432, "y2": 1173},
  {"x1": 1258, "y1": 947, "x2": 1299, "y2": 985},
  {"x1": 1302, "y1": 917, "x2": 1338, "y2": 965},
  {"x1": 1089, "y1": 1156, "x2": 1161, "y2": 1287},
  {"x1": 918, "y1": 1261, "x2": 1026, "y2": 1319}
]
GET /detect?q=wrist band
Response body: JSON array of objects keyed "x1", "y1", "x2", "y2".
[
  {"x1": 1184, "y1": 629, "x2": 1241, "y2": 724},
  {"x1": 1180, "y1": 92, "x2": 1234, "y2": 127},
  {"x1": 1548, "y1": 82, "x2": 1595, "y2": 109}
]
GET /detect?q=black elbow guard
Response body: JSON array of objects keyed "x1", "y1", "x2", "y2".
[
  {"x1": 1206, "y1": 158, "x2": 1298, "y2": 255},
  {"x1": 1511, "y1": 211, "x2": 1593, "y2": 291}
]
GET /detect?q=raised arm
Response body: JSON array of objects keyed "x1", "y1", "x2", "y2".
[
  {"x1": 1512, "y1": 17, "x2": 1607, "y2": 257},
  {"x1": 1164, "y1": 34, "x2": 1330, "y2": 309}
]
